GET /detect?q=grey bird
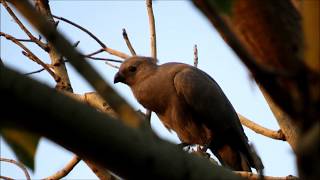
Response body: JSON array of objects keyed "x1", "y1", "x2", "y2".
[{"x1": 114, "y1": 56, "x2": 263, "y2": 172}]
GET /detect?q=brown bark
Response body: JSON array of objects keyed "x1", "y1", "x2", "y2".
[{"x1": 35, "y1": 0, "x2": 72, "y2": 91}]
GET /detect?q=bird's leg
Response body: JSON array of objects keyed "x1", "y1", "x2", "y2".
[
  {"x1": 201, "y1": 143, "x2": 210, "y2": 152},
  {"x1": 177, "y1": 142, "x2": 192, "y2": 151}
]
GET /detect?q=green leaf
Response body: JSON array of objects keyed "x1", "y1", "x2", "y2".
[
  {"x1": 210, "y1": 0, "x2": 234, "y2": 14},
  {"x1": 1, "y1": 128, "x2": 40, "y2": 171}
]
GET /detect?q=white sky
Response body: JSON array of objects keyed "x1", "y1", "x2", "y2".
[{"x1": 0, "y1": 1, "x2": 296, "y2": 179}]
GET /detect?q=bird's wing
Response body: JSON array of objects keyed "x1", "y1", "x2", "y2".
[{"x1": 173, "y1": 66, "x2": 243, "y2": 134}]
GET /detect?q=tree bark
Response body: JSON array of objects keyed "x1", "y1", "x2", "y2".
[{"x1": 35, "y1": 0, "x2": 73, "y2": 91}]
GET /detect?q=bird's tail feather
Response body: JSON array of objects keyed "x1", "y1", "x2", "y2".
[{"x1": 215, "y1": 144, "x2": 252, "y2": 172}]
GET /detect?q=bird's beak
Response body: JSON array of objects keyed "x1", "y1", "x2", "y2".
[{"x1": 114, "y1": 72, "x2": 125, "y2": 84}]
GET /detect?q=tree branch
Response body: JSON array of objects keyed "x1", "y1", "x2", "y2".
[
  {"x1": 238, "y1": 114, "x2": 286, "y2": 141},
  {"x1": 194, "y1": 44, "x2": 198, "y2": 68},
  {"x1": 8, "y1": 0, "x2": 144, "y2": 128},
  {"x1": 42, "y1": 156, "x2": 81, "y2": 180},
  {"x1": 235, "y1": 171, "x2": 298, "y2": 180},
  {"x1": 52, "y1": 15, "x2": 129, "y2": 59},
  {"x1": 1, "y1": 0, "x2": 48, "y2": 51},
  {"x1": 24, "y1": 68, "x2": 45, "y2": 75},
  {"x1": 122, "y1": 28, "x2": 136, "y2": 56},
  {"x1": 146, "y1": 0, "x2": 157, "y2": 62},
  {"x1": 0, "y1": 157, "x2": 31, "y2": 180},
  {"x1": 0, "y1": 32, "x2": 59, "y2": 82},
  {"x1": 0, "y1": 175, "x2": 14, "y2": 180}
]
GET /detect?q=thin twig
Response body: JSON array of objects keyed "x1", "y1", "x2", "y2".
[
  {"x1": 194, "y1": 44, "x2": 198, "y2": 68},
  {"x1": 105, "y1": 61, "x2": 119, "y2": 69},
  {"x1": 52, "y1": 15, "x2": 129, "y2": 59},
  {"x1": 234, "y1": 171, "x2": 299, "y2": 180},
  {"x1": 42, "y1": 155, "x2": 81, "y2": 180},
  {"x1": 15, "y1": 38, "x2": 33, "y2": 42},
  {"x1": 146, "y1": 0, "x2": 157, "y2": 62},
  {"x1": 0, "y1": 157, "x2": 31, "y2": 180},
  {"x1": 1, "y1": 0, "x2": 48, "y2": 51},
  {"x1": 0, "y1": 32, "x2": 59, "y2": 81},
  {"x1": 238, "y1": 114, "x2": 286, "y2": 141},
  {"x1": 85, "y1": 56, "x2": 123, "y2": 63},
  {"x1": 24, "y1": 68, "x2": 45, "y2": 75},
  {"x1": 122, "y1": 28, "x2": 136, "y2": 55},
  {"x1": 85, "y1": 48, "x2": 104, "y2": 57},
  {"x1": 0, "y1": 175, "x2": 14, "y2": 180},
  {"x1": 73, "y1": 40, "x2": 80, "y2": 47},
  {"x1": 52, "y1": 15, "x2": 105, "y2": 48}
]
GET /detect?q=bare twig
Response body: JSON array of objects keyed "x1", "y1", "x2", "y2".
[
  {"x1": 234, "y1": 171, "x2": 299, "y2": 180},
  {"x1": 52, "y1": 15, "x2": 129, "y2": 59},
  {"x1": 24, "y1": 68, "x2": 45, "y2": 75},
  {"x1": 15, "y1": 38, "x2": 33, "y2": 42},
  {"x1": 1, "y1": 0, "x2": 48, "y2": 51},
  {"x1": 194, "y1": 44, "x2": 198, "y2": 68},
  {"x1": 42, "y1": 156, "x2": 81, "y2": 180},
  {"x1": 122, "y1": 28, "x2": 136, "y2": 55},
  {"x1": 0, "y1": 157, "x2": 31, "y2": 180},
  {"x1": 238, "y1": 114, "x2": 286, "y2": 141},
  {"x1": 86, "y1": 56, "x2": 123, "y2": 63},
  {"x1": 0, "y1": 175, "x2": 14, "y2": 180},
  {"x1": 84, "y1": 48, "x2": 104, "y2": 57},
  {"x1": 73, "y1": 40, "x2": 80, "y2": 47},
  {"x1": 146, "y1": 0, "x2": 157, "y2": 62},
  {"x1": 105, "y1": 62, "x2": 119, "y2": 69},
  {"x1": 0, "y1": 32, "x2": 59, "y2": 81}
]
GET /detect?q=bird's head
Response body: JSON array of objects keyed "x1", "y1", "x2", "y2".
[{"x1": 114, "y1": 56, "x2": 157, "y2": 86}]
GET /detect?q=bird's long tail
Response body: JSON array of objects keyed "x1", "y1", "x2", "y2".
[
  {"x1": 210, "y1": 135, "x2": 264, "y2": 174},
  {"x1": 213, "y1": 144, "x2": 252, "y2": 172}
]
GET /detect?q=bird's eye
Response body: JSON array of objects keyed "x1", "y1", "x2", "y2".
[{"x1": 128, "y1": 66, "x2": 137, "y2": 72}]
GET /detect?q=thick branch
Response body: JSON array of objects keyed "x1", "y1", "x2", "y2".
[
  {"x1": 238, "y1": 114, "x2": 286, "y2": 141},
  {"x1": 43, "y1": 156, "x2": 80, "y2": 180},
  {"x1": 0, "y1": 157, "x2": 31, "y2": 180},
  {"x1": 0, "y1": 32, "x2": 59, "y2": 81},
  {"x1": 52, "y1": 15, "x2": 129, "y2": 59},
  {"x1": 1, "y1": 0, "x2": 48, "y2": 51},
  {"x1": 0, "y1": 66, "x2": 241, "y2": 180},
  {"x1": 35, "y1": 0, "x2": 73, "y2": 91}
]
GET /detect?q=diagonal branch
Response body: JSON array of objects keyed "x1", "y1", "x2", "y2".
[
  {"x1": 0, "y1": 32, "x2": 59, "y2": 82},
  {"x1": 1, "y1": 0, "x2": 48, "y2": 51},
  {"x1": 24, "y1": 68, "x2": 45, "y2": 75},
  {"x1": 238, "y1": 114, "x2": 286, "y2": 141},
  {"x1": 42, "y1": 156, "x2": 81, "y2": 180},
  {"x1": 122, "y1": 28, "x2": 136, "y2": 55},
  {"x1": 0, "y1": 157, "x2": 31, "y2": 180},
  {"x1": 52, "y1": 15, "x2": 129, "y2": 59}
]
